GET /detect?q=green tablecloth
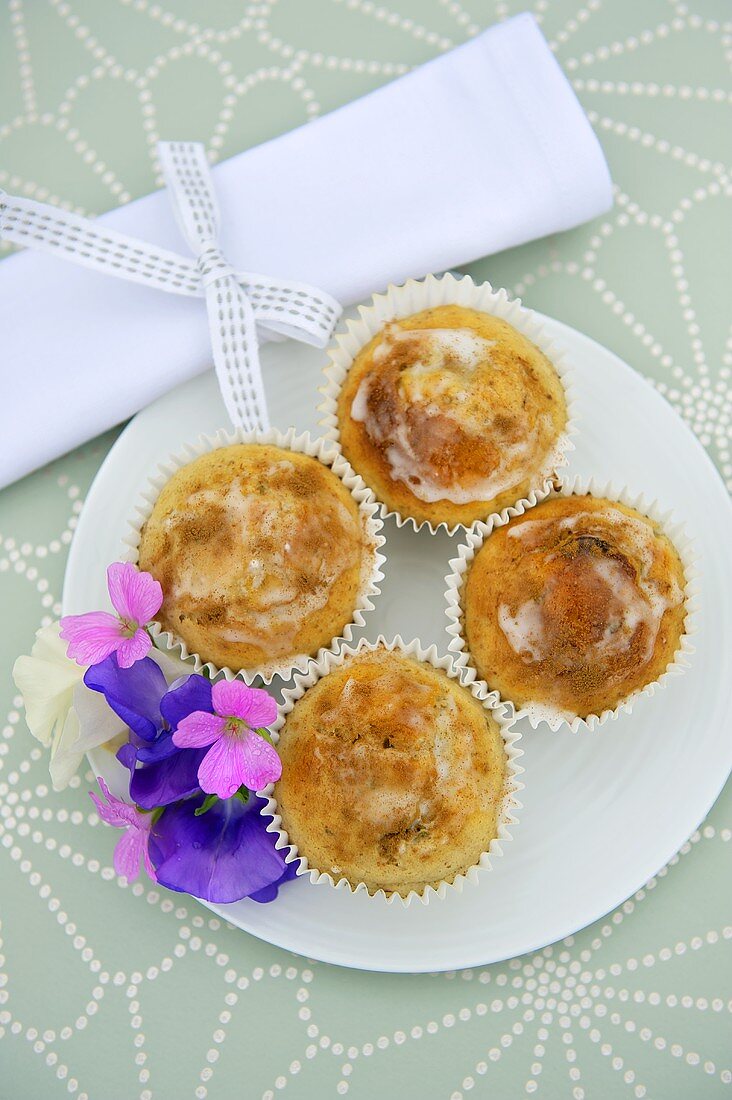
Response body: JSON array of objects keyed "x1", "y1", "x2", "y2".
[{"x1": 1, "y1": 2, "x2": 730, "y2": 1097}]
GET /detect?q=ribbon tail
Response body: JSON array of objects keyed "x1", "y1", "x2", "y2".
[
  {"x1": 205, "y1": 277, "x2": 270, "y2": 433},
  {"x1": 0, "y1": 190, "x2": 202, "y2": 297}
]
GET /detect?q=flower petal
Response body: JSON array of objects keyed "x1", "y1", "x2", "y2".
[
  {"x1": 160, "y1": 675, "x2": 213, "y2": 731},
  {"x1": 116, "y1": 628, "x2": 152, "y2": 668},
  {"x1": 197, "y1": 734, "x2": 248, "y2": 799},
  {"x1": 239, "y1": 730, "x2": 282, "y2": 791},
  {"x1": 48, "y1": 709, "x2": 86, "y2": 791},
  {"x1": 89, "y1": 777, "x2": 137, "y2": 828},
  {"x1": 240, "y1": 686, "x2": 278, "y2": 730},
  {"x1": 173, "y1": 711, "x2": 226, "y2": 749},
  {"x1": 249, "y1": 861, "x2": 299, "y2": 903},
  {"x1": 84, "y1": 655, "x2": 166, "y2": 741},
  {"x1": 60, "y1": 611, "x2": 123, "y2": 667},
  {"x1": 107, "y1": 562, "x2": 163, "y2": 625},
  {"x1": 211, "y1": 680, "x2": 260, "y2": 722},
  {"x1": 136, "y1": 732, "x2": 179, "y2": 764},
  {"x1": 29, "y1": 621, "x2": 77, "y2": 666},
  {"x1": 127, "y1": 747, "x2": 208, "y2": 809},
  {"x1": 13, "y1": 626, "x2": 83, "y2": 746},
  {"x1": 149, "y1": 794, "x2": 293, "y2": 903},
  {"x1": 69, "y1": 681, "x2": 126, "y2": 753},
  {"x1": 113, "y1": 826, "x2": 146, "y2": 882},
  {"x1": 116, "y1": 742, "x2": 137, "y2": 771},
  {"x1": 142, "y1": 842, "x2": 157, "y2": 882}
]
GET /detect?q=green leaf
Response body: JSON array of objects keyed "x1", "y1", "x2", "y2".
[{"x1": 194, "y1": 793, "x2": 219, "y2": 817}]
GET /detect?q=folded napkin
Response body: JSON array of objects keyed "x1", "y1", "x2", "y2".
[{"x1": 0, "y1": 12, "x2": 611, "y2": 489}]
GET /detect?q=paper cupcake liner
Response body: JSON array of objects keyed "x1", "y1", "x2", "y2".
[
  {"x1": 260, "y1": 634, "x2": 524, "y2": 907},
  {"x1": 121, "y1": 425, "x2": 386, "y2": 685},
  {"x1": 445, "y1": 475, "x2": 700, "y2": 733},
  {"x1": 318, "y1": 272, "x2": 578, "y2": 535}
]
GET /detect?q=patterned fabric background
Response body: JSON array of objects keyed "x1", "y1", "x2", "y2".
[{"x1": 0, "y1": 1, "x2": 730, "y2": 1097}]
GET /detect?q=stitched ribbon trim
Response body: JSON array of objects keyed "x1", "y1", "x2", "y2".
[{"x1": 0, "y1": 140, "x2": 343, "y2": 432}]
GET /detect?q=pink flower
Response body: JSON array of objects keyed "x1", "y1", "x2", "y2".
[
  {"x1": 60, "y1": 562, "x2": 163, "y2": 669},
  {"x1": 172, "y1": 681, "x2": 281, "y2": 799},
  {"x1": 89, "y1": 777, "x2": 156, "y2": 882}
]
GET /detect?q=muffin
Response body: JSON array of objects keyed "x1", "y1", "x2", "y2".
[
  {"x1": 136, "y1": 440, "x2": 379, "y2": 676},
  {"x1": 271, "y1": 644, "x2": 514, "y2": 898},
  {"x1": 459, "y1": 493, "x2": 689, "y2": 723},
  {"x1": 331, "y1": 294, "x2": 569, "y2": 529}
]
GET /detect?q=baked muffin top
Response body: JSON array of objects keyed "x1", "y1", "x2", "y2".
[
  {"x1": 137, "y1": 444, "x2": 368, "y2": 673},
  {"x1": 274, "y1": 647, "x2": 508, "y2": 896},
  {"x1": 336, "y1": 304, "x2": 568, "y2": 527},
  {"x1": 463, "y1": 495, "x2": 688, "y2": 720}
]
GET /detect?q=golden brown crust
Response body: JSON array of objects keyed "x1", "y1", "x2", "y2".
[
  {"x1": 274, "y1": 648, "x2": 508, "y2": 895},
  {"x1": 463, "y1": 495, "x2": 688, "y2": 718},
  {"x1": 337, "y1": 304, "x2": 567, "y2": 528},
  {"x1": 137, "y1": 444, "x2": 367, "y2": 672}
]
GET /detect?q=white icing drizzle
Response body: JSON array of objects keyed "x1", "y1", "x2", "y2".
[
  {"x1": 349, "y1": 378, "x2": 370, "y2": 422},
  {"x1": 498, "y1": 599, "x2": 547, "y2": 663},
  {"x1": 384, "y1": 418, "x2": 547, "y2": 506},
  {"x1": 356, "y1": 786, "x2": 420, "y2": 829},
  {"x1": 372, "y1": 326, "x2": 495, "y2": 371},
  {"x1": 499, "y1": 506, "x2": 683, "y2": 668},
  {"x1": 431, "y1": 695, "x2": 482, "y2": 800},
  {"x1": 352, "y1": 322, "x2": 557, "y2": 505},
  {"x1": 165, "y1": 473, "x2": 361, "y2": 653}
]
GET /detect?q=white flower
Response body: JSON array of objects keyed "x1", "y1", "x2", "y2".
[
  {"x1": 13, "y1": 622, "x2": 123, "y2": 791},
  {"x1": 12, "y1": 621, "x2": 82, "y2": 748},
  {"x1": 48, "y1": 681, "x2": 126, "y2": 792}
]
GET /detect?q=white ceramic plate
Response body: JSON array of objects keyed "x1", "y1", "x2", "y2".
[{"x1": 64, "y1": 311, "x2": 732, "y2": 973}]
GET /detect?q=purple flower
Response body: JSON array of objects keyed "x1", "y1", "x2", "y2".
[
  {"x1": 123, "y1": 674, "x2": 215, "y2": 808},
  {"x1": 60, "y1": 562, "x2": 162, "y2": 668},
  {"x1": 173, "y1": 681, "x2": 281, "y2": 798},
  {"x1": 84, "y1": 656, "x2": 216, "y2": 808},
  {"x1": 84, "y1": 653, "x2": 167, "y2": 741},
  {"x1": 125, "y1": 743, "x2": 209, "y2": 810},
  {"x1": 148, "y1": 792, "x2": 297, "y2": 904},
  {"x1": 90, "y1": 777, "x2": 156, "y2": 882}
]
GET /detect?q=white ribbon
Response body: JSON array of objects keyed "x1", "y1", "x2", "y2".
[{"x1": 0, "y1": 141, "x2": 342, "y2": 432}]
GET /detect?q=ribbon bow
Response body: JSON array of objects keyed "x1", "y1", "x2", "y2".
[{"x1": 0, "y1": 141, "x2": 342, "y2": 431}]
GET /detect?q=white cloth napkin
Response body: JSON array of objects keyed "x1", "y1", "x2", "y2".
[{"x1": 0, "y1": 13, "x2": 611, "y2": 489}]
